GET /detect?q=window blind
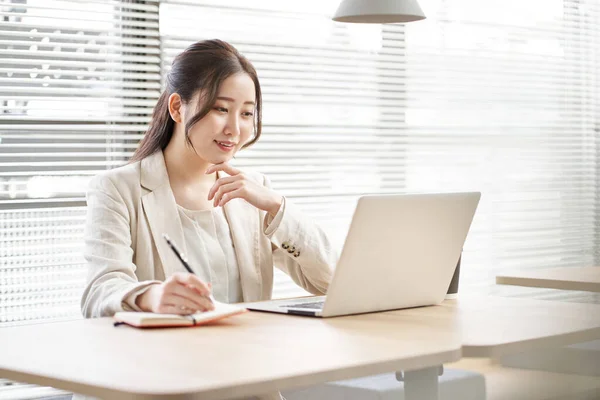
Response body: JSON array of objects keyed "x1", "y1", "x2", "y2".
[
  {"x1": 0, "y1": 0, "x2": 160, "y2": 326},
  {"x1": 160, "y1": 0, "x2": 600, "y2": 301},
  {"x1": 402, "y1": 0, "x2": 600, "y2": 303}
]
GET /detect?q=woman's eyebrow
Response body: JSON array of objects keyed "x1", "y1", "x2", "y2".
[{"x1": 216, "y1": 96, "x2": 255, "y2": 105}]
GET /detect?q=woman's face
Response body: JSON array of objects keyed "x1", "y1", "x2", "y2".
[{"x1": 181, "y1": 73, "x2": 256, "y2": 165}]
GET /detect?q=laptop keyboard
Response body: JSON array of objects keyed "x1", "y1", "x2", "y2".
[{"x1": 281, "y1": 301, "x2": 325, "y2": 310}]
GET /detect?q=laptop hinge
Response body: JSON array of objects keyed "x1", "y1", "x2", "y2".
[{"x1": 286, "y1": 309, "x2": 317, "y2": 317}]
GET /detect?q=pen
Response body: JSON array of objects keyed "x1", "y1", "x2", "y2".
[{"x1": 162, "y1": 233, "x2": 216, "y2": 303}]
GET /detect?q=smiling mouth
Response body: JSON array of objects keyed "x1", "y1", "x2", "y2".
[{"x1": 215, "y1": 140, "x2": 236, "y2": 150}]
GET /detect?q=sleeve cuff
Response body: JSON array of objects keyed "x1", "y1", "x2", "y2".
[
  {"x1": 263, "y1": 196, "x2": 286, "y2": 237},
  {"x1": 121, "y1": 281, "x2": 161, "y2": 312}
]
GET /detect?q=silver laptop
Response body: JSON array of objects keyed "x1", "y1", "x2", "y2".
[{"x1": 246, "y1": 192, "x2": 480, "y2": 318}]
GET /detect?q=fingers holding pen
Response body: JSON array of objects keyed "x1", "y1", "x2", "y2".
[
  {"x1": 166, "y1": 281, "x2": 215, "y2": 312},
  {"x1": 138, "y1": 273, "x2": 215, "y2": 314},
  {"x1": 172, "y1": 272, "x2": 212, "y2": 297}
]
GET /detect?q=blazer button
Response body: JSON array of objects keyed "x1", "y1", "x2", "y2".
[
  {"x1": 293, "y1": 251, "x2": 300, "y2": 258},
  {"x1": 282, "y1": 242, "x2": 290, "y2": 249},
  {"x1": 287, "y1": 246, "x2": 296, "y2": 253}
]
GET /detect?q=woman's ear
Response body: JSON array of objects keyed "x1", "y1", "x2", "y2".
[{"x1": 168, "y1": 93, "x2": 183, "y2": 123}]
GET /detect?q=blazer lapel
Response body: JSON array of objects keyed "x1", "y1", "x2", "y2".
[
  {"x1": 221, "y1": 174, "x2": 262, "y2": 301},
  {"x1": 137, "y1": 154, "x2": 262, "y2": 299},
  {"x1": 139, "y1": 151, "x2": 186, "y2": 278}
]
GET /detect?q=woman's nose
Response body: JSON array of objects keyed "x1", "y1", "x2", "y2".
[{"x1": 225, "y1": 114, "x2": 240, "y2": 136}]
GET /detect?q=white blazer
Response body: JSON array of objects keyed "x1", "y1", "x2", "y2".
[{"x1": 81, "y1": 150, "x2": 336, "y2": 318}]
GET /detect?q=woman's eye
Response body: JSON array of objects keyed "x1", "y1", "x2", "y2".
[
  {"x1": 214, "y1": 107, "x2": 228, "y2": 113},
  {"x1": 243, "y1": 111, "x2": 254, "y2": 117}
]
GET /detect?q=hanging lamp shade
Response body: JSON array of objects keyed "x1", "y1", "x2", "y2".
[{"x1": 332, "y1": 0, "x2": 426, "y2": 23}]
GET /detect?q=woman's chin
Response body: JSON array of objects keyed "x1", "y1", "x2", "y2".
[{"x1": 208, "y1": 153, "x2": 234, "y2": 165}]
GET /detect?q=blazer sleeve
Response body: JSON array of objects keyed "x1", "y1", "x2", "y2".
[
  {"x1": 81, "y1": 174, "x2": 160, "y2": 318},
  {"x1": 261, "y1": 175, "x2": 337, "y2": 295}
]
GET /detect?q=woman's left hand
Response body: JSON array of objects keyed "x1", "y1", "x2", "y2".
[{"x1": 206, "y1": 163, "x2": 283, "y2": 217}]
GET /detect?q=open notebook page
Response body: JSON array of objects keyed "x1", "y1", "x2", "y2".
[{"x1": 113, "y1": 301, "x2": 247, "y2": 328}]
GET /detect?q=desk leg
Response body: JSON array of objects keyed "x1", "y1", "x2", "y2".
[{"x1": 396, "y1": 366, "x2": 442, "y2": 400}]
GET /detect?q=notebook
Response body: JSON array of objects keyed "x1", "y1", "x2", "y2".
[{"x1": 113, "y1": 301, "x2": 247, "y2": 328}]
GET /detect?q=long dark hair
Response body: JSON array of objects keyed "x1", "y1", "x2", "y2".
[{"x1": 130, "y1": 39, "x2": 263, "y2": 162}]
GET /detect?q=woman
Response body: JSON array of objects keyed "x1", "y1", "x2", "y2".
[
  {"x1": 81, "y1": 39, "x2": 336, "y2": 320},
  {"x1": 80, "y1": 39, "x2": 336, "y2": 399}
]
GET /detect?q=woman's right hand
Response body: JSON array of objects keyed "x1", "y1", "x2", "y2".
[{"x1": 136, "y1": 272, "x2": 215, "y2": 314}]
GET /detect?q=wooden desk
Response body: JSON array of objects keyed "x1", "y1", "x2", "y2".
[
  {"x1": 1, "y1": 295, "x2": 600, "y2": 400},
  {"x1": 0, "y1": 308, "x2": 462, "y2": 400},
  {"x1": 436, "y1": 295, "x2": 600, "y2": 378},
  {"x1": 366, "y1": 295, "x2": 600, "y2": 358},
  {"x1": 496, "y1": 266, "x2": 600, "y2": 292},
  {"x1": 494, "y1": 269, "x2": 600, "y2": 376},
  {"x1": 445, "y1": 295, "x2": 600, "y2": 358}
]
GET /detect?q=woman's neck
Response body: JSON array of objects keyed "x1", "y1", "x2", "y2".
[{"x1": 163, "y1": 135, "x2": 215, "y2": 186}]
